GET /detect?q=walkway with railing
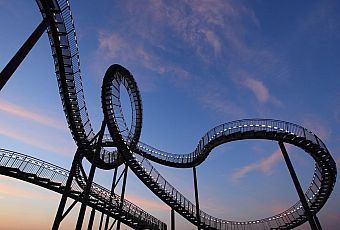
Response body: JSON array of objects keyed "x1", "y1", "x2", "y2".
[
  {"x1": 101, "y1": 64, "x2": 336, "y2": 230},
  {"x1": 0, "y1": 149, "x2": 166, "y2": 230}
]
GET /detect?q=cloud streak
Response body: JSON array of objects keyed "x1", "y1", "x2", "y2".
[
  {"x1": 242, "y1": 77, "x2": 270, "y2": 103},
  {"x1": 0, "y1": 126, "x2": 73, "y2": 156},
  {"x1": 232, "y1": 148, "x2": 283, "y2": 181},
  {"x1": 125, "y1": 194, "x2": 168, "y2": 211},
  {"x1": 302, "y1": 115, "x2": 331, "y2": 141},
  {"x1": 0, "y1": 181, "x2": 55, "y2": 201},
  {"x1": 0, "y1": 99, "x2": 67, "y2": 131}
]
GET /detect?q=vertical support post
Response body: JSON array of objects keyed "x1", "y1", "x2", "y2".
[
  {"x1": 0, "y1": 18, "x2": 50, "y2": 90},
  {"x1": 99, "y1": 212, "x2": 104, "y2": 230},
  {"x1": 193, "y1": 167, "x2": 201, "y2": 230},
  {"x1": 87, "y1": 208, "x2": 96, "y2": 230},
  {"x1": 278, "y1": 141, "x2": 321, "y2": 230},
  {"x1": 104, "y1": 167, "x2": 118, "y2": 230},
  {"x1": 76, "y1": 121, "x2": 106, "y2": 230},
  {"x1": 52, "y1": 149, "x2": 82, "y2": 230},
  {"x1": 117, "y1": 164, "x2": 129, "y2": 230},
  {"x1": 171, "y1": 208, "x2": 175, "y2": 230}
]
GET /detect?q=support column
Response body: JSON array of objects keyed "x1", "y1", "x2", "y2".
[
  {"x1": 193, "y1": 167, "x2": 201, "y2": 230},
  {"x1": 117, "y1": 164, "x2": 129, "y2": 230},
  {"x1": 76, "y1": 121, "x2": 106, "y2": 230},
  {"x1": 87, "y1": 208, "x2": 96, "y2": 230},
  {"x1": 52, "y1": 149, "x2": 82, "y2": 230},
  {"x1": 278, "y1": 141, "x2": 321, "y2": 230},
  {"x1": 171, "y1": 208, "x2": 175, "y2": 230},
  {"x1": 0, "y1": 18, "x2": 49, "y2": 90},
  {"x1": 104, "y1": 167, "x2": 118, "y2": 230},
  {"x1": 99, "y1": 212, "x2": 104, "y2": 230}
]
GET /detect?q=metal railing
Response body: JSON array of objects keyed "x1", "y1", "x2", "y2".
[
  {"x1": 123, "y1": 119, "x2": 336, "y2": 229},
  {"x1": 0, "y1": 149, "x2": 165, "y2": 229},
  {"x1": 134, "y1": 119, "x2": 331, "y2": 166}
]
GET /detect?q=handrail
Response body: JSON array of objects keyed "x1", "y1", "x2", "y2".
[
  {"x1": 0, "y1": 149, "x2": 165, "y2": 229},
  {"x1": 101, "y1": 63, "x2": 336, "y2": 230}
]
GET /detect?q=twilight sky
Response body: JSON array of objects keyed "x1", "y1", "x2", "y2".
[{"x1": 0, "y1": 0, "x2": 340, "y2": 229}]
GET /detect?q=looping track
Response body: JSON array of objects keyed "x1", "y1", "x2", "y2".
[
  {"x1": 102, "y1": 65, "x2": 336, "y2": 230},
  {"x1": 0, "y1": 0, "x2": 337, "y2": 230}
]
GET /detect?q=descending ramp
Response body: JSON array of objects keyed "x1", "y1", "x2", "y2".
[
  {"x1": 0, "y1": 149, "x2": 166, "y2": 230},
  {"x1": 101, "y1": 65, "x2": 337, "y2": 230},
  {"x1": 35, "y1": 0, "x2": 124, "y2": 169}
]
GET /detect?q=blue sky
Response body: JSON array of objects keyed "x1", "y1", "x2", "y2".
[{"x1": 0, "y1": 0, "x2": 340, "y2": 229}]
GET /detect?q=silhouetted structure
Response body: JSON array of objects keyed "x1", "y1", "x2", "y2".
[{"x1": 0, "y1": 1, "x2": 337, "y2": 229}]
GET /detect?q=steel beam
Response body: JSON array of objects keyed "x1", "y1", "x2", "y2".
[
  {"x1": 279, "y1": 141, "x2": 321, "y2": 230},
  {"x1": 87, "y1": 208, "x2": 96, "y2": 230},
  {"x1": 117, "y1": 164, "x2": 129, "y2": 230},
  {"x1": 99, "y1": 212, "x2": 104, "y2": 230},
  {"x1": 52, "y1": 149, "x2": 82, "y2": 230},
  {"x1": 104, "y1": 166, "x2": 118, "y2": 230},
  {"x1": 193, "y1": 167, "x2": 201, "y2": 230},
  {"x1": 76, "y1": 121, "x2": 106, "y2": 230},
  {"x1": 0, "y1": 18, "x2": 49, "y2": 90},
  {"x1": 171, "y1": 208, "x2": 175, "y2": 230}
]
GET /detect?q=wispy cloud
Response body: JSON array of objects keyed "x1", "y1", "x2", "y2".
[
  {"x1": 335, "y1": 157, "x2": 340, "y2": 166},
  {"x1": 191, "y1": 79, "x2": 244, "y2": 118},
  {"x1": 123, "y1": 0, "x2": 258, "y2": 61},
  {"x1": 241, "y1": 77, "x2": 270, "y2": 103},
  {"x1": 302, "y1": 115, "x2": 331, "y2": 141},
  {"x1": 93, "y1": 30, "x2": 191, "y2": 91},
  {"x1": 233, "y1": 72, "x2": 282, "y2": 106},
  {"x1": 0, "y1": 182, "x2": 55, "y2": 200},
  {"x1": 0, "y1": 126, "x2": 73, "y2": 155},
  {"x1": 125, "y1": 194, "x2": 168, "y2": 211},
  {"x1": 0, "y1": 99, "x2": 67, "y2": 131},
  {"x1": 232, "y1": 148, "x2": 282, "y2": 181}
]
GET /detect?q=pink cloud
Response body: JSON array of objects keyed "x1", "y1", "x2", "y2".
[
  {"x1": 125, "y1": 194, "x2": 168, "y2": 211},
  {"x1": 232, "y1": 148, "x2": 283, "y2": 181},
  {"x1": 195, "y1": 80, "x2": 244, "y2": 118},
  {"x1": 242, "y1": 77, "x2": 269, "y2": 103},
  {"x1": 0, "y1": 126, "x2": 73, "y2": 155},
  {"x1": 232, "y1": 72, "x2": 282, "y2": 106},
  {"x1": 200, "y1": 29, "x2": 222, "y2": 54},
  {"x1": 336, "y1": 157, "x2": 340, "y2": 166},
  {"x1": 0, "y1": 99, "x2": 66, "y2": 131},
  {"x1": 302, "y1": 115, "x2": 331, "y2": 141},
  {"x1": 124, "y1": 0, "x2": 257, "y2": 61},
  {"x1": 94, "y1": 31, "x2": 191, "y2": 90},
  {"x1": 0, "y1": 181, "x2": 55, "y2": 200}
]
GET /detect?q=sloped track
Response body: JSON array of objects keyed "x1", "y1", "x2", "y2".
[
  {"x1": 101, "y1": 65, "x2": 337, "y2": 230},
  {"x1": 0, "y1": 149, "x2": 165, "y2": 230}
]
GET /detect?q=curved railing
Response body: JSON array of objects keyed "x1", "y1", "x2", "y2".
[
  {"x1": 126, "y1": 119, "x2": 336, "y2": 229},
  {"x1": 131, "y1": 119, "x2": 331, "y2": 167},
  {"x1": 101, "y1": 64, "x2": 336, "y2": 230},
  {"x1": 36, "y1": 0, "x2": 122, "y2": 168},
  {"x1": 0, "y1": 149, "x2": 166, "y2": 230}
]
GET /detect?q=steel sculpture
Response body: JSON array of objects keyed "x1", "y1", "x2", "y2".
[{"x1": 0, "y1": 0, "x2": 337, "y2": 230}]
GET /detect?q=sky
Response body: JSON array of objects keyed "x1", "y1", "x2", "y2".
[{"x1": 0, "y1": 0, "x2": 340, "y2": 229}]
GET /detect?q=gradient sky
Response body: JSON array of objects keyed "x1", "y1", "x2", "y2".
[{"x1": 1, "y1": 0, "x2": 340, "y2": 229}]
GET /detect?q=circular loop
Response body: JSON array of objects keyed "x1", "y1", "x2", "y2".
[{"x1": 102, "y1": 64, "x2": 142, "y2": 151}]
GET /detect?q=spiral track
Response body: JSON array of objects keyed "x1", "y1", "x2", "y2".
[{"x1": 0, "y1": 0, "x2": 337, "y2": 230}]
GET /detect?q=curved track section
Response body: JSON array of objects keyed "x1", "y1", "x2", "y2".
[
  {"x1": 32, "y1": 1, "x2": 167, "y2": 229},
  {"x1": 36, "y1": 0, "x2": 122, "y2": 169},
  {"x1": 102, "y1": 65, "x2": 337, "y2": 230},
  {"x1": 0, "y1": 149, "x2": 166, "y2": 230}
]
